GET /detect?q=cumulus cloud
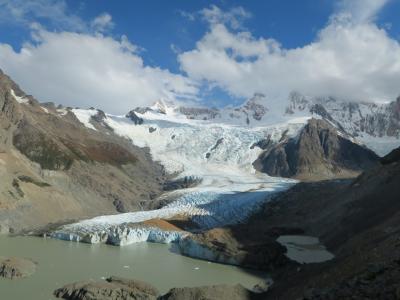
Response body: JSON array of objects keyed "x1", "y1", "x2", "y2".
[
  {"x1": 178, "y1": 5, "x2": 251, "y2": 30},
  {"x1": 1, "y1": 0, "x2": 398, "y2": 113},
  {"x1": 0, "y1": 28, "x2": 198, "y2": 113},
  {"x1": 200, "y1": 5, "x2": 251, "y2": 30},
  {"x1": 91, "y1": 13, "x2": 114, "y2": 33},
  {"x1": 0, "y1": 0, "x2": 86, "y2": 31},
  {"x1": 335, "y1": 0, "x2": 390, "y2": 24},
  {"x1": 179, "y1": 2, "x2": 400, "y2": 103}
]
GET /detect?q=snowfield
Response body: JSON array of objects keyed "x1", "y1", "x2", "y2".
[
  {"x1": 51, "y1": 108, "x2": 301, "y2": 246},
  {"x1": 54, "y1": 94, "x2": 399, "y2": 246}
]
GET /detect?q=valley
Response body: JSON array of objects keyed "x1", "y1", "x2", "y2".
[{"x1": 1, "y1": 68, "x2": 400, "y2": 299}]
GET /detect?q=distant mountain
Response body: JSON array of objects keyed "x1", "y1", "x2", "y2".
[
  {"x1": 0, "y1": 68, "x2": 398, "y2": 233},
  {"x1": 286, "y1": 91, "x2": 400, "y2": 155},
  {"x1": 253, "y1": 118, "x2": 379, "y2": 180},
  {"x1": 132, "y1": 91, "x2": 400, "y2": 156}
]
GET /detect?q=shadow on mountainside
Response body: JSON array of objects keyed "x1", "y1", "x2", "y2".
[
  {"x1": 173, "y1": 147, "x2": 400, "y2": 299},
  {"x1": 249, "y1": 147, "x2": 400, "y2": 299}
]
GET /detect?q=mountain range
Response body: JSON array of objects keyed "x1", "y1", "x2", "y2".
[
  {"x1": 1, "y1": 68, "x2": 400, "y2": 299},
  {"x1": 1, "y1": 68, "x2": 400, "y2": 233}
]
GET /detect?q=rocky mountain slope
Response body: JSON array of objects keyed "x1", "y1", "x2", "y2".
[
  {"x1": 49, "y1": 147, "x2": 400, "y2": 299},
  {"x1": 0, "y1": 69, "x2": 166, "y2": 232},
  {"x1": 0, "y1": 67, "x2": 396, "y2": 239},
  {"x1": 175, "y1": 146, "x2": 400, "y2": 299},
  {"x1": 135, "y1": 91, "x2": 400, "y2": 156},
  {"x1": 253, "y1": 119, "x2": 379, "y2": 180}
]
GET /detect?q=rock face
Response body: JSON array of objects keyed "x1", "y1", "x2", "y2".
[
  {"x1": 54, "y1": 276, "x2": 159, "y2": 300},
  {"x1": 302, "y1": 259, "x2": 400, "y2": 300},
  {"x1": 163, "y1": 147, "x2": 400, "y2": 297},
  {"x1": 55, "y1": 278, "x2": 257, "y2": 300},
  {"x1": 162, "y1": 176, "x2": 202, "y2": 191},
  {"x1": 247, "y1": 147, "x2": 400, "y2": 299},
  {"x1": 0, "y1": 69, "x2": 166, "y2": 232},
  {"x1": 380, "y1": 146, "x2": 400, "y2": 164},
  {"x1": 254, "y1": 119, "x2": 379, "y2": 180},
  {"x1": 242, "y1": 93, "x2": 268, "y2": 121},
  {"x1": 160, "y1": 284, "x2": 256, "y2": 300},
  {"x1": 178, "y1": 227, "x2": 293, "y2": 270},
  {"x1": 134, "y1": 91, "x2": 400, "y2": 155},
  {"x1": 126, "y1": 110, "x2": 144, "y2": 125},
  {"x1": 0, "y1": 257, "x2": 37, "y2": 279},
  {"x1": 286, "y1": 91, "x2": 400, "y2": 140}
]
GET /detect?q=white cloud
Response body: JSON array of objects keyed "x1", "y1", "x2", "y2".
[
  {"x1": 91, "y1": 13, "x2": 114, "y2": 33},
  {"x1": 1, "y1": 0, "x2": 398, "y2": 113},
  {"x1": 179, "y1": 3, "x2": 400, "y2": 103},
  {"x1": 178, "y1": 10, "x2": 195, "y2": 21},
  {"x1": 0, "y1": 0, "x2": 86, "y2": 31},
  {"x1": 200, "y1": 5, "x2": 251, "y2": 30},
  {"x1": 335, "y1": 0, "x2": 390, "y2": 24},
  {"x1": 0, "y1": 28, "x2": 198, "y2": 113}
]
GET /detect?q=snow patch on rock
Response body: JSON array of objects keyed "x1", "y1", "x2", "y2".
[
  {"x1": 10, "y1": 89, "x2": 29, "y2": 104},
  {"x1": 72, "y1": 108, "x2": 98, "y2": 131}
]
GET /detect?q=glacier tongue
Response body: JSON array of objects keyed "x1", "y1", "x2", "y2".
[
  {"x1": 51, "y1": 225, "x2": 186, "y2": 246},
  {"x1": 54, "y1": 109, "x2": 302, "y2": 246},
  {"x1": 61, "y1": 96, "x2": 400, "y2": 248},
  {"x1": 50, "y1": 177, "x2": 294, "y2": 246}
]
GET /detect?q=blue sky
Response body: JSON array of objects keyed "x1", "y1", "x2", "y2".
[{"x1": 0, "y1": 0, "x2": 399, "y2": 113}]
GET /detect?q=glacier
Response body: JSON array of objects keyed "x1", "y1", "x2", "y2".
[
  {"x1": 54, "y1": 93, "x2": 400, "y2": 247},
  {"x1": 51, "y1": 108, "x2": 302, "y2": 246}
]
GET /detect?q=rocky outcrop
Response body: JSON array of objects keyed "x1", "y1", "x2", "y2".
[
  {"x1": 0, "y1": 257, "x2": 36, "y2": 279},
  {"x1": 178, "y1": 227, "x2": 293, "y2": 270},
  {"x1": 54, "y1": 276, "x2": 159, "y2": 300},
  {"x1": 286, "y1": 92, "x2": 400, "y2": 143},
  {"x1": 242, "y1": 93, "x2": 268, "y2": 121},
  {"x1": 302, "y1": 259, "x2": 400, "y2": 300},
  {"x1": 55, "y1": 278, "x2": 257, "y2": 300},
  {"x1": 160, "y1": 284, "x2": 256, "y2": 300},
  {"x1": 254, "y1": 118, "x2": 379, "y2": 180},
  {"x1": 126, "y1": 110, "x2": 144, "y2": 125},
  {"x1": 248, "y1": 147, "x2": 400, "y2": 298},
  {"x1": 380, "y1": 146, "x2": 400, "y2": 164},
  {"x1": 162, "y1": 176, "x2": 202, "y2": 191},
  {"x1": 90, "y1": 109, "x2": 114, "y2": 131},
  {"x1": 0, "y1": 70, "x2": 23, "y2": 125}
]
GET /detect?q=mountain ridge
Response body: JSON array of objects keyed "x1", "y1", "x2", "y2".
[
  {"x1": 127, "y1": 91, "x2": 400, "y2": 156},
  {"x1": 0, "y1": 70, "x2": 167, "y2": 233},
  {"x1": 0, "y1": 69, "x2": 397, "y2": 234}
]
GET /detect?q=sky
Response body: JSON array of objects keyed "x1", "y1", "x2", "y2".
[{"x1": 0, "y1": 0, "x2": 399, "y2": 113}]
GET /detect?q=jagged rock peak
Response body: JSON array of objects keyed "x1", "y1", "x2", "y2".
[
  {"x1": 125, "y1": 110, "x2": 144, "y2": 125},
  {"x1": 133, "y1": 99, "x2": 176, "y2": 115},
  {"x1": 254, "y1": 118, "x2": 379, "y2": 180},
  {"x1": 241, "y1": 93, "x2": 268, "y2": 121}
]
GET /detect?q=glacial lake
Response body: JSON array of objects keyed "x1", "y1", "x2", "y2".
[{"x1": 0, "y1": 235, "x2": 267, "y2": 300}]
